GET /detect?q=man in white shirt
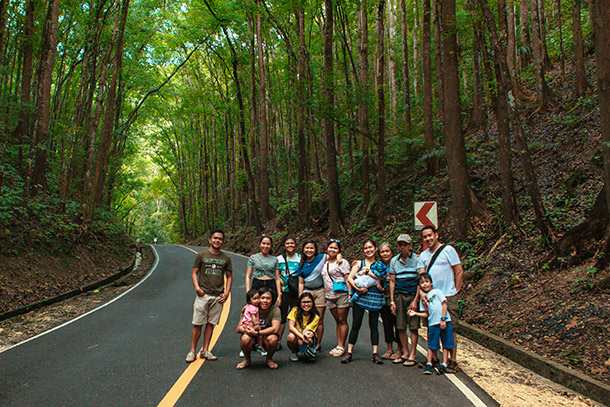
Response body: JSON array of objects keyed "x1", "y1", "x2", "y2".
[{"x1": 417, "y1": 225, "x2": 463, "y2": 373}]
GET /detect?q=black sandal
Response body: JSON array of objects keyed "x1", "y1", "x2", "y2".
[{"x1": 341, "y1": 352, "x2": 353, "y2": 364}]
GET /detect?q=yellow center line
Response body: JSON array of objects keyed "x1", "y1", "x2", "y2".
[
  {"x1": 158, "y1": 244, "x2": 232, "y2": 407},
  {"x1": 177, "y1": 245, "x2": 199, "y2": 254}
]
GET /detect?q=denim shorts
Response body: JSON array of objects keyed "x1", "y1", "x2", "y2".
[{"x1": 427, "y1": 321, "x2": 455, "y2": 351}]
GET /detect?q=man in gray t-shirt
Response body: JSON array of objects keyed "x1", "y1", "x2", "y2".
[{"x1": 185, "y1": 229, "x2": 233, "y2": 363}]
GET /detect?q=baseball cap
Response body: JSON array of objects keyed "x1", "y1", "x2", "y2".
[{"x1": 397, "y1": 234, "x2": 412, "y2": 244}]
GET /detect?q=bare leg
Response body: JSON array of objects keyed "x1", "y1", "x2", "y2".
[
  {"x1": 329, "y1": 307, "x2": 349, "y2": 349},
  {"x1": 316, "y1": 307, "x2": 326, "y2": 345},
  {"x1": 237, "y1": 334, "x2": 255, "y2": 369},
  {"x1": 408, "y1": 329, "x2": 419, "y2": 361},
  {"x1": 264, "y1": 334, "x2": 279, "y2": 368},
  {"x1": 278, "y1": 323, "x2": 286, "y2": 342},
  {"x1": 202, "y1": 322, "x2": 214, "y2": 352},
  {"x1": 189, "y1": 325, "x2": 203, "y2": 354},
  {"x1": 397, "y1": 329, "x2": 410, "y2": 359},
  {"x1": 286, "y1": 333, "x2": 300, "y2": 353},
  {"x1": 450, "y1": 333, "x2": 458, "y2": 363}
]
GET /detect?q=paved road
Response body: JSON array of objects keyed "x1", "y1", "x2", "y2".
[{"x1": 0, "y1": 245, "x2": 498, "y2": 407}]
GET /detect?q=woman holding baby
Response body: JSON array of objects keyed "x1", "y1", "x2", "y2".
[{"x1": 341, "y1": 239, "x2": 388, "y2": 365}]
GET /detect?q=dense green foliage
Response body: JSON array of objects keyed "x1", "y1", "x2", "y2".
[{"x1": 0, "y1": 0, "x2": 605, "y2": 245}]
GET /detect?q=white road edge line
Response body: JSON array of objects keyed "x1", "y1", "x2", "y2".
[
  {"x1": 0, "y1": 246, "x2": 161, "y2": 354},
  {"x1": 416, "y1": 343, "x2": 488, "y2": 407}
]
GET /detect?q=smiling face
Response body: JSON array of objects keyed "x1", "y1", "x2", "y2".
[
  {"x1": 327, "y1": 242, "x2": 340, "y2": 259},
  {"x1": 259, "y1": 237, "x2": 272, "y2": 255},
  {"x1": 259, "y1": 291, "x2": 273, "y2": 310},
  {"x1": 284, "y1": 238, "x2": 296, "y2": 256},
  {"x1": 418, "y1": 277, "x2": 433, "y2": 293},
  {"x1": 300, "y1": 296, "x2": 314, "y2": 313},
  {"x1": 379, "y1": 245, "x2": 393, "y2": 263},
  {"x1": 363, "y1": 241, "x2": 377, "y2": 260},
  {"x1": 208, "y1": 232, "x2": 224, "y2": 251},
  {"x1": 303, "y1": 242, "x2": 317, "y2": 261},
  {"x1": 422, "y1": 228, "x2": 439, "y2": 250}
]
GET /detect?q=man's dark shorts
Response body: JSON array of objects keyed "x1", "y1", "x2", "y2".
[
  {"x1": 395, "y1": 292, "x2": 420, "y2": 331},
  {"x1": 446, "y1": 295, "x2": 460, "y2": 328}
]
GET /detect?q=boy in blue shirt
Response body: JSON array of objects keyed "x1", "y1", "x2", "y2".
[{"x1": 408, "y1": 273, "x2": 455, "y2": 375}]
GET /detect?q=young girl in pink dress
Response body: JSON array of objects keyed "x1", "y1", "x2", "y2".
[{"x1": 241, "y1": 289, "x2": 261, "y2": 330}]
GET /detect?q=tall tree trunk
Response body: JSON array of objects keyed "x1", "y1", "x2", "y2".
[
  {"x1": 434, "y1": 0, "x2": 445, "y2": 127},
  {"x1": 555, "y1": 0, "x2": 565, "y2": 79},
  {"x1": 592, "y1": 0, "x2": 610, "y2": 252},
  {"x1": 323, "y1": 0, "x2": 344, "y2": 235},
  {"x1": 376, "y1": 0, "x2": 387, "y2": 228},
  {"x1": 538, "y1": 0, "x2": 552, "y2": 68},
  {"x1": 441, "y1": 0, "x2": 485, "y2": 238},
  {"x1": 519, "y1": 0, "x2": 532, "y2": 69},
  {"x1": 507, "y1": 0, "x2": 531, "y2": 99},
  {"x1": 358, "y1": 0, "x2": 371, "y2": 215},
  {"x1": 530, "y1": 0, "x2": 552, "y2": 108},
  {"x1": 422, "y1": 0, "x2": 437, "y2": 175},
  {"x1": 479, "y1": 0, "x2": 553, "y2": 238},
  {"x1": 573, "y1": 0, "x2": 590, "y2": 96},
  {"x1": 469, "y1": 21, "x2": 486, "y2": 131},
  {"x1": 12, "y1": 0, "x2": 34, "y2": 173},
  {"x1": 25, "y1": 0, "x2": 60, "y2": 196},
  {"x1": 412, "y1": 1, "x2": 420, "y2": 94},
  {"x1": 400, "y1": 0, "x2": 412, "y2": 131},
  {"x1": 495, "y1": 0, "x2": 520, "y2": 226},
  {"x1": 0, "y1": 0, "x2": 8, "y2": 68},
  {"x1": 296, "y1": 7, "x2": 311, "y2": 223},
  {"x1": 89, "y1": 0, "x2": 130, "y2": 219},
  {"x1": 256, "y1": 0, "x2": 272, "y2": 223},
  {"x1": 387, "y1": 0, "x2": 398, "y2": 122},
  {"x1": 202, "y1": 0, "x2": 261, "y2": 231},
  {"x1": 441, "y1": 0, "x2": 468, "y2": 236}
]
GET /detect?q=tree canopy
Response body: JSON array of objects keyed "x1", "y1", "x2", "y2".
[{"x1": 0, "y1": 0, "x2": 609, "y2": 250}]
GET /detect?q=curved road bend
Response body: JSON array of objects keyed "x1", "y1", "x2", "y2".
[{"x1": 0, "y1": 245, "x2": 498, "y2": 407}]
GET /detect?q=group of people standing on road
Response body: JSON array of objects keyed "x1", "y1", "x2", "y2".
[{"x1": 186, "y1": 226, "x2": 464, "y2": 376}]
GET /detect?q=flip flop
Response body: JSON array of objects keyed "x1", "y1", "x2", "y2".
[
  {"x1": 392, "y1": 357, "x2": 407, "y2": 364},
  {"x1": 403, "y1": 359, "x2": 417, "y2": 367},
  {"x1": 266, "y1": 359, "x2": 279, "y2": 369},
  {"x1": 236, "y1": 361, "x2": 250, "y2": 370}
]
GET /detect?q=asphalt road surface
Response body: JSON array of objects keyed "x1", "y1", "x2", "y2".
[{"x1": 0, "y1": 245, "x2": 498, "y2": 407}]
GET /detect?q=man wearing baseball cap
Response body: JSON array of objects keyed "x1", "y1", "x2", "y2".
[{"x1": 389, "y1": 234, "x2": 420, "y2": 366}]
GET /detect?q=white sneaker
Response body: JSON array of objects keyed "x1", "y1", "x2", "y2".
[
  {"x1": 201, "y1": 350, "x2": 217, "y2": 361},
  {"x1": 185, "y1": 352, "x2": 196, "y2": 363},
  {"x1": 239, "y1": 351, "x2": 244, "y2": 358}
]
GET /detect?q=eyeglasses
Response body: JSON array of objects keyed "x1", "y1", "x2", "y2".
[{"x1": 330, "y1": 239, "x2": 341, "y2": 243}]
